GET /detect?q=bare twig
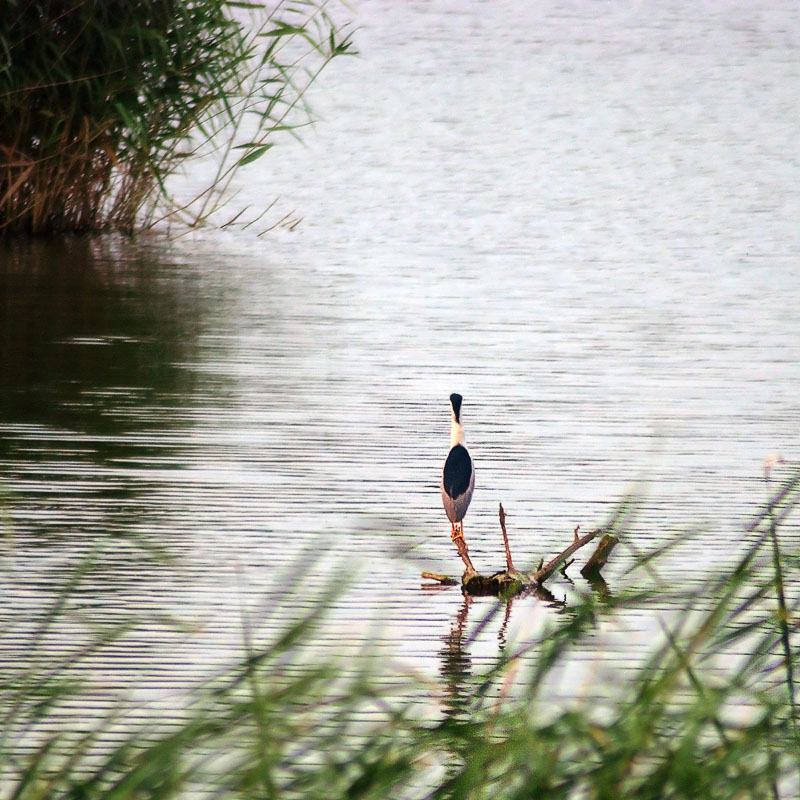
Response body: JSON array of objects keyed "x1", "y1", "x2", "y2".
[
  {"x1": 422, "y1": 572, "x2": 458, "y2": 586},
  {"x1": 498, "y1": 503, "x2": 516, "y2": 573},
  {"x1": 453, "y1": 535, "x2": 477, "y2": 577},
  {"x1": 532, "y1": 527, "x2": 604, "y2": 585}
]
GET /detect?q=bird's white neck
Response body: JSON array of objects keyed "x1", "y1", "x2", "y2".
[{"x1": 450, "y1": 415, "x2": 465, "y2": 448}]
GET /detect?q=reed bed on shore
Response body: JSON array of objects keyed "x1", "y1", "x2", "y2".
[{"x1": 0, "y1": 1, "x2": 353, "y2": 236}]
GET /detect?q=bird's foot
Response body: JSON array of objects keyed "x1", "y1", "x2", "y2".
[{"x1": 451, "y1": 524, "x2": 464, "y2": 541}]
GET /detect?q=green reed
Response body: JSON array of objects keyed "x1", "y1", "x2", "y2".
[
  {"x1": 1, "y1": 469, "x2": 799, "y2": 799},
  {"x1": 0, "y1": 1, "x2": 353, "y2": 236}
]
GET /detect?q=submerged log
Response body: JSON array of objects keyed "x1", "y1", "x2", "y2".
[{"x1": 423, "y1": 504, "x2": 618, "y2": 596}]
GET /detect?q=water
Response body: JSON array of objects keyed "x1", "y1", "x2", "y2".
[{"x1": 1, "y1": 0, "x2": 799, "y2": 749}]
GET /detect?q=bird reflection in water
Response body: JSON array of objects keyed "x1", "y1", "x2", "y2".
[
  {"x1": 437, "y1": 584, "x2": 566, "y2": 720},
  {"x1": 438, "y1": 595, "x2": 473, "y2": 719}
]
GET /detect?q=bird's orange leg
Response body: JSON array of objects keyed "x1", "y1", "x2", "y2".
[{"x1": 449, "y1": 521, "x2": 476, "y2": 575}]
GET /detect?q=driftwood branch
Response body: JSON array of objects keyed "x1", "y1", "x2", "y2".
[
  {"x1": 532, "y1": 525, "x2": 604, "y2": 584},
  {"x1": 499, "y1": 503, "x2": 516, "y2": 572},
  {"x1": 580, "y1": 534, "x2": 619, "y2": 578},
  {"x1": 421, "y1": 571, "x2": 458, "y2": 586},
  {"x1": 423, "y1": 504, "x2": 618, "y2": 596},
  {"x1": 452, "y1": 535, "x2": 477, "y2": 576}
]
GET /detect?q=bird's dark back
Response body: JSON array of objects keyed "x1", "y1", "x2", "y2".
[{"x1": 443, "y1": 444, "x2": 472, "y2": 499}]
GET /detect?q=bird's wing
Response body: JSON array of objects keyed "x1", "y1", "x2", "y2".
[{"x1": 442, "y1": 444, "x2": 472, "y2": 499}]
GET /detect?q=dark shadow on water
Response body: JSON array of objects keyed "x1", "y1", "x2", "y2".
[
  {"x1": 0, "y1": 235, "x2": 208, "y2": 438},
  {"x1": 0, "y1": 235, "x2": 234, "y2": 558}
]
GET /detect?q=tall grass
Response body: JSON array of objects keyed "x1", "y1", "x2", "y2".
[
  {"x1": 2, "y1": 469, "x2": 799, "y2": 799},
  {"x1": 0, "y1": 1, "x2": 353, "y2": 236}
]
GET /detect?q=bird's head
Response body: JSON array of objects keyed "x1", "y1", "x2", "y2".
[{"x1": 449, "y1": 393, "x2": 463, "y2": 423}]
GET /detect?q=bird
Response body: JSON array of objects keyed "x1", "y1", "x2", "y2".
[{"x1": 441, "y1": 393, "x2": 475, "y2": 541}]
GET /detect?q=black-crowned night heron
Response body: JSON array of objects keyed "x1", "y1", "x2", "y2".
[{"x1": 441, "y1": 393, "x2": 474, "y2": 541}]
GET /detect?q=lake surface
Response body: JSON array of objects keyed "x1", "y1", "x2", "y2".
[{"x1": 1, "y1": 0, "x2": 799, "y2": 751}]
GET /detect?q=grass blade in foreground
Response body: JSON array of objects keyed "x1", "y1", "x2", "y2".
[{"x1": 2, "y1": 470, "x2": 800, "y2": 798}]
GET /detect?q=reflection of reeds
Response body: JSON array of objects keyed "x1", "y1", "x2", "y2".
[
  {"x1": 2, "y1": 470, "x2": 800, "y2": 798},
  {"x1": 0, "y1": 2, "x2": 353, "y2": 236}
]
